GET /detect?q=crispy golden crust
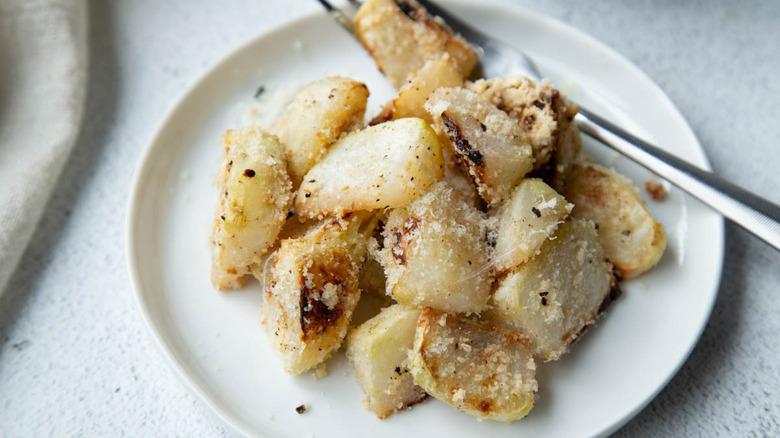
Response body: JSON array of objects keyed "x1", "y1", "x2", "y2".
[
  {"x1": 562, "y1": 162, "x2": 667, "y2": 280},
  {"x1": 466, "y1": 76, "x2": 581, "y2": 191},
  {"x1": 355, "y1": 0, "x2": 478, "y2": 89},
  {"x1": 411, "y1": 308, "x2": 537, "y2": 422}
]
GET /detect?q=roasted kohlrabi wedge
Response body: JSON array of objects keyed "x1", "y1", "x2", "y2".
[
  {"x1": 210, "y1": 127, "x2": 293, "y2": 290},
  {"x1": 411, "y1": 308, "x2": 538, "y2": 423},
  {"x1": 274, "y1": 76, "x2": 368, "y2": 186},
  {"x1": 295, "y1": 118, "x2": 444, "y2": 219},
  {"x1": 354, "y1": 0, "x2": 478, "y2": 89},
  {"x1": 262, "y1": 213, "x2": 378, "y2": 374},
  {"x1": 347, "y1": 304, "x2": 426, "y2": 418},
  {"x1": 489, "y1": 178, "x2": 573, "y2": 272},
  {"x1": 562, "y1": 162, "x2": 667, "y2": 280},
  {"x1": 426, "y1": 87, "x2": 534, "y2": 204},
  {"x1": 375, "y1": 181, "x2": 492, "y2": 314},
  {"x1": 491, "y1": 218, "x2": 616, "y2": 361}
]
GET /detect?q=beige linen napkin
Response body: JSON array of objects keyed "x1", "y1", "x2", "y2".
[{"x1": 0, "y1": 0, "x2": 88, "y2": 295}]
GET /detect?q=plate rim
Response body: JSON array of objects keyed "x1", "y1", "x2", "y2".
[{"x1": 126, "y1": 2, "x2": 725, "y2": 437}]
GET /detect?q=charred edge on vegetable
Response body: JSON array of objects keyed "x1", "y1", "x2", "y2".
[
  {"x1": 298, "y1": 253, "x2": 351, "y2": 341},
  {"x1": 391, "y1": 216, "x2": 420, "y2": 266},
  {"x1": 400, "y1": 393, "x2": 430, "y2": 410},
  {"x1": 394, "y1": 0, "x2": 446, "y2": 34},
  {"x1": 369, "y1": 109, "x2": 394, "y2": 126},
  {"x1": 526, "y1": 89, "x2": 564, "y2": 181},
  {"x1": 565, "y1": 323, "x2": 592, "y2": 350},
  {"x1": 565, "y1": 275, "x2": 622, "y2": 349},
  {"x1": 523, "y1": 114, "x2": 536, "y2": 130},
  {"x1": 478, "y1": 399, "x2": 495, "y2": 413},
  {"x1": 441, "y1": 112, "x2": 484, "y2": 167},
  {"x1": 598, "y1": 275, "x2": 623, "y2": 314}
]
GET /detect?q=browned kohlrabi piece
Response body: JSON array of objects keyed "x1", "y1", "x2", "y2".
[
  {"x1": 374, "y1": 181, "x2": 492, "y2": 314},
  {"x1": 373, "y1": 53, "x2": 464, "y2": 125},
  {"x1": 425, "y1": 87, "x2": 534, "y2": 205},
  {"x1": 295, "y1": 118, "x2": 444, "y2": 219},
  {"x1": 490, "y1": 218, "x2": 618, "y2": 361},
  {"x1": 466, "y1": 76, "x2": 581, "y2": 191},
  {"x1": 346, "y1": 304, "x2": 427, "y2": 418},
  {"x1": 273, "y1": 76, "x2": 368, "y2": 186},
  {"x1": 262, "y1": 213, "x2": 378, "y2": 374},
  {"x1": 562, "y1": 161, "x2": 667, "y2": 280},
  {"x1": 411, "y1": 308, "x2": 538, "y2": 423},
  {"x1": 210, "y1": 127, "x2": 293, "y2": 290},
  {"x1": 354, "y1": 0, "x2": 478, "y2": 89}
]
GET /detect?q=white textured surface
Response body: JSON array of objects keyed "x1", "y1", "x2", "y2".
[{"x1": 0, "y1": 0, "x2": 778, "y2": 437}]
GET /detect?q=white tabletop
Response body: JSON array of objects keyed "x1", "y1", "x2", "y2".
[{"x1": 1, "y1": 0, "x2": 778, "y2": 436}]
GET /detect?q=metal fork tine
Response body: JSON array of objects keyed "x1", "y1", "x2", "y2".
[{"x1": 316, "y1": 0, "x2": 357, "y2": 35}]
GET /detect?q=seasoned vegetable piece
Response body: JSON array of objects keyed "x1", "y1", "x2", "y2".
[
  {"x1": 389, "y1": 53, "x2": 464, "y2": 123},
  {"x1": 274, "y1": 77, "x2": 368, "y2": 186},
  {"x1": 354, "y1": 0, "x2": 478, "y2": 89},
  {"x1": 375, "y1": 182, "x2": 491, "y2": 314},
  {"x1": 562, "y1": 162, "x2": 667, "y2": 280},
  {"x1": 262, "y1": 213, "x2": 377, "y2": 374},
  {"x1": 426, "y1": 87, "x2": 534, "y2": 204},
  {"x1": 489, "y1": 179, "x2": 573, "y2": 272},
  {"x1": 491, "y1": 219, "x2": 614, "y2": 361},
  {"x1": 210, "y1": 127, "x2": 293, "y2": 290},
  {"x1": 295, "y1": 118, "x2": 444, "y2": 219},
  {"x1": 411, "y1": 308, "x2": 538, "y2": 422},
  {"x1": 347, "y1": 305, "x2": 426, "y2": 418},
  {"x1": 467, "y1": 76, "x2": 581, "y2": 190}
]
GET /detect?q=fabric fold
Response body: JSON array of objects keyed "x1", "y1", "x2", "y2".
[{"x1": 0, "y1": 0, "x2": 89, "y2": 295}]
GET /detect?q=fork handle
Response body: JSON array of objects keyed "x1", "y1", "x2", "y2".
[{"x1": 574, "y1": 107, "x2": 780, "y2": 250}]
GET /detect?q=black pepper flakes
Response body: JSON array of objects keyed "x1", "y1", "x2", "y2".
[
  {"x1": 305, "y1": 193, "x2": 311, "y2": 198},
  {"x1": 243, "y1": 169, "x2": 256, "y2": 177},
  {"x1": 254, "y1": 85, "x2": 265, "y2": 98},
  {"x1": 531, "y1": 207, "x2": 542, "y2": 218},
  {"x1": 295, "y1": 404, "x2": 307, "y2": 414},
  {"x1": 539, "y1": 291, "x2": 549, "y2": 306},
  {"x1": 394, "y1": 366, "x2": 402, "y2": 375}
]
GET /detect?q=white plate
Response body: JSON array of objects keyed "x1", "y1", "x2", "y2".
[{"x1": 127, "y1": 1, "x2": 724, "y2": 437}]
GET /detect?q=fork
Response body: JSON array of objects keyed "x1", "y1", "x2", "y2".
[{"x1": 317, "y1": 0, "x2": 780, "y2": 251}]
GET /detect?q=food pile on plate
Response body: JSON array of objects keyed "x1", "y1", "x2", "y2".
[{"x1": 209, "y1": 0, "x2": 666, "y2": 423}]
